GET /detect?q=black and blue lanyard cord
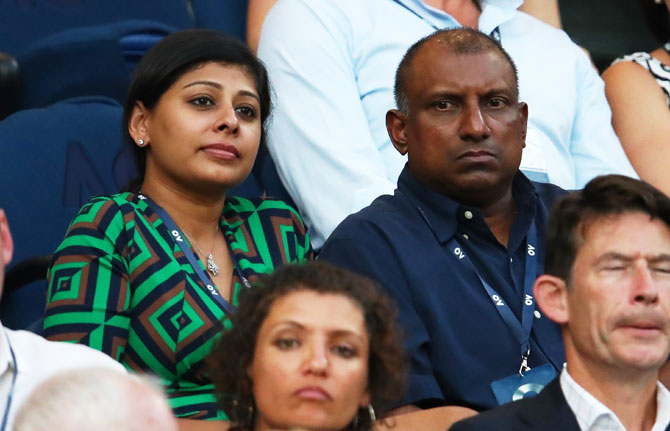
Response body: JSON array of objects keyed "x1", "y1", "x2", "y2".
[
  {"x1": 139, "y1": 194, "x2": 251, "y2": 317},
  {"x1": 390, "y1": 0, "x2": 501, "y2": 42},
  {"x1": 1, "y1": 335, "x2": 17, "y2": 431},
  {"x1": 447, "y1": 221, "x2": 538, "y2": 376},
  {"x1": 406, "y1": 190, "x2": 539, "y2": 377}
]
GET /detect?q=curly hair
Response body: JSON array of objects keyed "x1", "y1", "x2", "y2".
[{"x1": 208, "y1": 261, "x2": 406, "y2": 431}]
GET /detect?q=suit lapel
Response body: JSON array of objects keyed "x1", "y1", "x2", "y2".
[{"x1": 516, "y1": 378, "x2": 580, "y2": 430}]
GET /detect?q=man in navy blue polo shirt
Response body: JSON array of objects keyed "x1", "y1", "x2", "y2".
[{"x1": 319, "y1": 28, "x2": 568, "y2": 430}]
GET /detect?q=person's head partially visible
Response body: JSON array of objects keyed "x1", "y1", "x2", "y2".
[
  {"x1": 534, "y1": 175, "x2": 670, "y2": 381},
  {"x1": 122, "y1": 28, "x2": 272, "y2": 195},
  {"x1": 209, "y1": 261, "x2": 406, "y2": 431},
  {"x1": 13, "y1": 368, "x2": 178, "y2": 431},
  {"x1": 387, "y1": 27, "x2": 527, "y2": 207},
  {"x1": 0, "y1": 208, "x2": 14, "y2": 297}
]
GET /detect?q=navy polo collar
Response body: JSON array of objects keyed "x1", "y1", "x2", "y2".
[{"x1": 395, "y1": 165, "x2": 539, "y2": 246}]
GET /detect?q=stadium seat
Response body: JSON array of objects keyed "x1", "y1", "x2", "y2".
[
  {"x1": 17, "y1": 19, "x2": 175, "y2": 112},
  {"x1": 0, "y1": 0, "x2": 192, "y2": 57},
  {"x1": 190, "y1": 0, "x2": 248, "y2": 41},
  {"x1": 0, "y1": 96, "x2": 131, "y2": 331}
]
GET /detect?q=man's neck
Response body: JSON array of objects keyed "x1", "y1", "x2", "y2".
[
  {"x1": 567, "y1": 360, "x2": 659, "y2": 431},
  {"x1": 479, "y1": 189, "x2": 516, "y2": 247},
  {"x1": 422, "y1": 0, "x2": 481, "y2": 27}
]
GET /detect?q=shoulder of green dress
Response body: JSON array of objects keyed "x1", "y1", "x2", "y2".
[{"x1": 224, "y1": 196, "x2": 304, "y2": 219}]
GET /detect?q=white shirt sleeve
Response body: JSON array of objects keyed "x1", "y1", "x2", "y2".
[
  {"x1": 257, "y1": 0, "x2": 397, "y2": 248},
  {"x1": 568, "y1": 44, "x2": 639, "y2": 187}
]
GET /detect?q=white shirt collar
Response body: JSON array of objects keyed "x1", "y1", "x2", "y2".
[
  {"x1": 561, "y1": 365, "x2": 670, "y2": 431},
  {"x1": 0, "y1": 322, "x2": 12, "y2": 377}
]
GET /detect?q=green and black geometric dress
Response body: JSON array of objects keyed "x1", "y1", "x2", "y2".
[{"x1": 43, "y1": 192, "x2": 312, "y2": 420}]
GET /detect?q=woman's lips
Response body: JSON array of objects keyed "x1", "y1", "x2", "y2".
[
  {"x1": 202, "y1": 143, "x2": 240, "y2": 160},
  {"x1": 293, "y1": 386, "x2": 332, "y2": 401}
]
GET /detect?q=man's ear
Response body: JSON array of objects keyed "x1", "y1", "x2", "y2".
[
  {"x1": 533, "y1": 274, "x2": 569, "y2": 324},
  {"x1": 386, "y1": 109, "x2": 409, "y2": 155},
  {"x1": 518, "y1": 102, "x2": 528, "y2": 148},
  {"x1": 0, "y1": 210, "x2": 14, "y2": 267},
  {"x1": 128, "y1": 101, "x2": 150, "y2": 145}
]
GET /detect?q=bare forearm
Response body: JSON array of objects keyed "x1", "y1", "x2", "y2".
[
  {"x1": 519, "y1": 0, "x2": 562, "y2": 28},
  {"x1": 246, "y1": 0, "x2": 279, "y2": 52},
  {"x1": 176, "y1": 418, "x2": 229, "y2": 431},
  {"x1": 376, "y1": 405, "x2": 478, "y2": 431}
]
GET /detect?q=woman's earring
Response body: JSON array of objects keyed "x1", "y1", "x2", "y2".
[
  {"x1": 137, "y1": 139, "x2": 146, "y2": 147},
  {"x1": 352, "y1": 404, "x2": 376, "y2": 431}
]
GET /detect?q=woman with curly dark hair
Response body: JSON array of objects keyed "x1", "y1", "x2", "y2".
[{"x1": 209, "y1": 261, "x2": 406, "y2": 431}]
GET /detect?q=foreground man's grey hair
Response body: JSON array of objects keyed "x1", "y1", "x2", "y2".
[{"x1": 14, "y1": 368, "x2": 177, "y2": 431}]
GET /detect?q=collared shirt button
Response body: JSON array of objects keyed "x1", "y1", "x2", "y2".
[
  {"x1": 462, "y1": 234, "x2": 469, "y2": 240},
  {"x1": 534, "y1": 310, "x2": 541, "y2": 319},
  {"x1": 464, "y1": 210, "x2": 473, "y2": 220},
  {"x1": 510, "y1": 258, "x2": 513, "y2": 263}
]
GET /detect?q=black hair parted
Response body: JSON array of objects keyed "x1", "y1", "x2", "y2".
[{"x1": 121, "y1": 29, "x2": 272, "y2": 191}]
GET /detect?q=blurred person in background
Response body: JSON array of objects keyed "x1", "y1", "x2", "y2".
[{"x1": 603, "y1": 0, "x2": 670, "y2": 196}]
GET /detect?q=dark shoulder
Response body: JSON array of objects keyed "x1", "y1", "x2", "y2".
[
  {"x1": 531, "y1": 181, "x2": 569, "y2": 207},
  {"x1": 327, "y1": 193, "x2": 410, "y2": 239}
]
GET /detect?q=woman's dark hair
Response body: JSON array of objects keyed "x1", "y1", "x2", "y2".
[
  {"x1": 637, "y1": 0, "x2": 670, "y2": 44},
  {"x1": 122, "y1": 29, "x2": 272, "y2": 191},
  {"x1": 209, "y1": 262, "x2": 406, "y2": 431}
]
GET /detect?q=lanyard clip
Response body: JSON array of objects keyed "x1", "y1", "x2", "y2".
[{"x1": 518, "y1": 348, "x2": 531, "y2": 377}]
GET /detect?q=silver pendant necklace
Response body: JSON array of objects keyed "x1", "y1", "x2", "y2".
[{"x1": 183, "y1": 225, "x2": 220, "y2": 277}]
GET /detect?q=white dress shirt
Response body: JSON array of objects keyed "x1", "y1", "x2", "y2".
[
  {"x1": 560, "y1": 366, "x2": 670, "y2": 431},
  {"x1": 0, "y1": 322, "x2": 125, "y2": 430}
]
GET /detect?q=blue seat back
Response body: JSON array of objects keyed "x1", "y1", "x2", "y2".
[
  {"x1": 0, "y1": 0, "x2": 192, "y2": 57},
  {"x1": 190, "y1": 0, "x2": 248, "y2": 40},
  {"x1": 18, "y1": 19, "x2": 175, "y2": 110}
]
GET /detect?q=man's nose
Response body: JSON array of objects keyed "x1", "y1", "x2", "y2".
[
  {"x1": 459, "y1": 103, "x2": 490, "y2": 141},
  {"x1": 632, "y1": 264, "x2": 660, "y2": 305}
]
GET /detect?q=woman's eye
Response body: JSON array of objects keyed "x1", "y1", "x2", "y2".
[
  {"x1": 275, "y1": 338, "x2": 299, "y2": 350},
  {"x1": 190, "y1": 96, "x2": 214, "y2": 107},
  {"x1": 236, "y1": 106, "x2": 257, "y2": 118},
  {"x1": 332, "y1": 345, "x2": 356, "y2": 358}
]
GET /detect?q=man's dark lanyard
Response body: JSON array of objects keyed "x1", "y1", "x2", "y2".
[
  {"x1": 405, "y1": 189, "x2": 538, "y2": 376},
  {"x1": 390, "y1": 0, "x2": 502, "y2": 42},
  {"x1": 0, "y1": 334, "x2": 17, "y2": 431},
  {"x1": 447, "y1": 221, "x2": 538, "y2": 376},
  {"x1": 139, "y1": 194, "x2": 251, "y2": 316}
]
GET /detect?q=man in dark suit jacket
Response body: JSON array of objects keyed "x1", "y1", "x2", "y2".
[{"x1": 451, "y1": 175, "x2": 670, "y2": 431}]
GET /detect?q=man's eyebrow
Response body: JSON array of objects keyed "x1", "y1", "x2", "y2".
[
  {"x1": 593, "y1": 252, "x2": 633, "y2": 266},
  {"x1": 647, "y1": 254, "x2": 670, "y2": 264}
]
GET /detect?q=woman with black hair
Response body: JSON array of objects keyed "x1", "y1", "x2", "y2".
[
  {"x1": 603, "y1": 0, "x2": 670, "y2": 195},
  {"x1": 42, "y1": 29, "x2": 311, "y2": 430}
]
